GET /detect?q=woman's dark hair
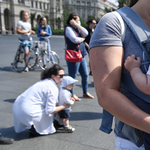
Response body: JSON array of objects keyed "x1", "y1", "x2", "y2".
[
  {"x1": 128, "y1": 0, "x2": 138, "y2": 7},
  {"x1": 38, "y1": 17, "x2": 45, "y2": 26},
  {"x1": 66, "y1": 12, "x2": 79, "y2": 26},
  {"x1": 41, "y1": 64, "x2": 64, "y2": 80}
]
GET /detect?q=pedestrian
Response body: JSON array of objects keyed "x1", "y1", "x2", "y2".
[
  {"x1": 0, "y1": 133, "x2": 13, "y2": 144},
  {"x1": 13, "y1": 64, "x2": 70, "y2": 136},
  {"x1": 58, "y1": 76, "x2": 78, "y2": 133},
  {"x1": 89, "y1": 0, "x2": 150, "y2": 149},
  {"x1": 37, "y1": 17, "x2": 54, "y2": 69},
  {"x1": 16, "y1": 11, "x2": 35, "y2": 72},
  {"x1": 65, "y1": 12, "x2": 94, "y2": 101},
  {"x1": 84, "y1": 18, "x2": 97, "y2": 75}
]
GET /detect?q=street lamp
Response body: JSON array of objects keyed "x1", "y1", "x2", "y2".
[{"x1": 0, "y1": 0, "x2": 2, "y2": 34}]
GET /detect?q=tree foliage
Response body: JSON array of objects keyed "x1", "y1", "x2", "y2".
[
  {"x1": 30, "y1": 12, "x2": 36, "y2": 28},
  {"x1": 118, "y1": 0, "x2": 130, "y2": 8}
]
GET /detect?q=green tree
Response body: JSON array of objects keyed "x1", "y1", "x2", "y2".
[
  {"x1": 43, "y1": 10, "x2": 50, "y2": 25},
  {"x1": 62, "y1": 2, "x2": 73, "y2": 27},
  {"x1": 118, "y1": 0, "x2": 130, "y2": 8},
  {"x1": 30, "y1": 12, "x2": 36, "y2": 28},
  {"x1": 80, "y1": 18, "x2": 87, "y2": 28}
]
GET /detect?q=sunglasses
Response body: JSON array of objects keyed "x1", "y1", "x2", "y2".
[
  {"x1": 57, "y1": 74, "x2": 65, "y2": 78},
  {"x1": 92, "y1": 22, "x2": 96, "y2": 24}
]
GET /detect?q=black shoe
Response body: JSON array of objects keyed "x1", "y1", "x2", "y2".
[
  {"x1": 53, "y1": 120, "x2": 64, "y2": 130},
  {"x1": 89, "y1": 71, "x2": 92, "y2": 76},
  {"x1": 43, "y1": 64, "x2": 47, "y2": 69},
  {"x1": 0, "y1": 135, "x2": 14, "y2": 144}
]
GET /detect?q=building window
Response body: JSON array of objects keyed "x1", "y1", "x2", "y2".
[
  {"x1": 77, "y1": 8, "x2": 80, "y2": 12},
  {"x1": 47, "y1": 4, "x2": 49, "y2": 10},
  {"x1": 31, "y1": 1, "x2": 34, "y2": 8},
  {"x1": 35, "y1": 1, "x2": 38, "y2": 8},
  {"x1": 87, "y1": 2, "x2": 91, "y2": 6},
  {"x1": 43, "y1": 3, "x2": 45, "y2": 9},
  {"x1": 18, "y1": 0, "x2": 24, "y2": 4},
  {"x1": 82, "y1": 1, "x2": 85, "y2": 6},
  {"x1": 40, "y1": 2, "x2": 42, "y2": 9},
  {"x1": 76, "y1": 1, "x2": 80, "y2": 5}
]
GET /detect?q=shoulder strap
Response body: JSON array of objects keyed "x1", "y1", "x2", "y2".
[{"x1": 117, "y1": 6, "x2": 150, "y2": 61}]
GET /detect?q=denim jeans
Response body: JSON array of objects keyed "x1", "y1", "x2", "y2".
[
  {"x1": 41, "y1": 39, "x2": 55, "y2": 65},
  {"x1": 21, "y1": 40, "x2": 33, "y2": 51},
  {"x1": 66, "y1": 57, "x2": 88, "y2": 95}
]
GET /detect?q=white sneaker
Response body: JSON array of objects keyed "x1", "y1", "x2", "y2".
[
  {"x1": 63, "y1": 125, "x2": 75, "y2": 133},
  {"x1": 24, "y1": 67, "x2": 29, "y2": 72}
]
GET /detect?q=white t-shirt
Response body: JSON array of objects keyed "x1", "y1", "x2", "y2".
[{"x1": 17, "y1": 20, "x2": 32, "y2": 40}]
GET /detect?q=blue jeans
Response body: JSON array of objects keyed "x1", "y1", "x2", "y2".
[
  {"x1": 40, "y1": 39, "x2": 55, "y2": 65},
  {"x1": 66, "y1": 57, "x2": 88, "y2": 95}
]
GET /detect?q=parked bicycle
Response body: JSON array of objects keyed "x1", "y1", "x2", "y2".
[
  {"x1": 28, "y1": 36, "x2": 60, "y2": 70},
  {"x1": 11, "y1": 39, "x2": 32, "y2": 72}
]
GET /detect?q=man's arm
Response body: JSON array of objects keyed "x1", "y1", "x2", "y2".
[
  {"x1": 16, "y1": 27, "x2": 28, "y2": 34},
  {"x1": 90, "y1": 45, "x2": 150, "y2": 134}
]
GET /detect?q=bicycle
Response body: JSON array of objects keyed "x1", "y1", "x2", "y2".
[
  {"x1": 28, "y1": 36, "x2": 60, "y2": 70},
  {"x1": 11, "y1": 39, "x2": 32, "y2": 72}
]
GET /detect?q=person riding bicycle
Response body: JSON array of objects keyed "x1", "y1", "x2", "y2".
[
  {"x1": 16, "y1": 11, "x2": 35, "y2": 72},
  {"x1": 37, "y1": 17, "x2": 54, "y2": 69}
]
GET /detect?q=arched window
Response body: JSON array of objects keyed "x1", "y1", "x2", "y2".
[{"x1": 4, "y1": 8, "x2": 10, "y2": 30}]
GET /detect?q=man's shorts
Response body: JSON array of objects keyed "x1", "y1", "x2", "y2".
[
  {"x1": 21, "y1": 40, "x2": 33, "y2": 51},
  {"x1": 58, "y1": 110, "x2": 70, "y2": 118}
]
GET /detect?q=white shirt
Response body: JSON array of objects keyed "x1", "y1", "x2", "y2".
[
  {"x1": 58, "y1": 87, "x2": 74, "y2": 111},
  {"x1": 17, "y1": 20, "x2": 32, "y2": 40},
  {"x1": 13, "y1": 79, "x2": 58, "y2": 135},
  {"x1": 65, "y1": 26, "x2": 88, "y2": 44}
]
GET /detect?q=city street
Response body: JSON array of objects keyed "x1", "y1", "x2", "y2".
[{"x1": 0, "y1": 35, "x2": 114, "y2": 150}]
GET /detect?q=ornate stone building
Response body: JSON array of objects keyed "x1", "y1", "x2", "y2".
[
  {"x1": 0, "y1": 0, "x2": 117, "y2": 33},
  {"x1": 63, "y1": 0, "x2": 118, "y2": 22},
  {"x1": 0, "y1": 0, "x2": 63, "y2": 33}
]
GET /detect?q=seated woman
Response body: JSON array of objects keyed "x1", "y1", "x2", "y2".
[{"x1": 13, "y1": 64, "x2": 70, "y2": 136}]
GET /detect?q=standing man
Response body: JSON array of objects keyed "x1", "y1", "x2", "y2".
[
  {"x1": 84, "y1": 19, "x2": 97, "y2": 75},
  {"x1": 16, "y1": 11, "x2": 35, "y2": 72}
]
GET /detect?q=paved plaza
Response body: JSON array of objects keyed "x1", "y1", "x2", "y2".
[{"x1": 0, "y1": 35, "x2": 114, "y2": 150}]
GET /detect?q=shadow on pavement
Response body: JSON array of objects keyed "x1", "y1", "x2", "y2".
[
  {"x1": 70, "y1": 112, "x2": 102, "y2": 120},
  {"x1": 4, "y1": 99, "x2": 15, "y2": 103},
  {"x1": 0, "y1": 66, "x2": 14, "y2": 72}
]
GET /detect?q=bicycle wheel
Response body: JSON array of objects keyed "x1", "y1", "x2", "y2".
[
  {"x1": 13, "y1": 49, "x2": 27, "y2": 72},
  {"x1": 38, "y1": 51, "x2": 53, "y2": 70},
  {"x1": 50, "y1": 51, "x2": 60, "y2": 65},
  {"x1": 28, "y1": 50, "x2": 38, "y2": 70}
]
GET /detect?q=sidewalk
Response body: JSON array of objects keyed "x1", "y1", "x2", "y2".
[{"x1": 0, "y1": 35, "x2": 115, "y2": 150}]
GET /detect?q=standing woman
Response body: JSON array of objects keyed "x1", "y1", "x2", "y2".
[
  {"x1": 37, "y1": 17, "x2": 54, "y2": 69},
  {"x1": 65, "y1": 13, "x2": 94, "y2": 101},
  {"x1": 13, "y1": 64, "x2": 69, "y2": 136}
]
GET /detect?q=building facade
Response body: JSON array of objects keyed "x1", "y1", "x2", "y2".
[
  {"x1": 0, "y1": 0, "x2": 117, "y2": 33},
  {"x1": 62, "y1": 0, "x2": 118, "y2": 22},
  {"x1": 0, "y1": 0, "x2": 63, "y2": 33}
]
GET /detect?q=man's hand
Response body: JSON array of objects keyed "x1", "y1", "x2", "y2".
[
  {"x1": 124, "y1": 54, "x2": 141, "y2": 73},
  {"x1": 29, "y1": 30, "x2": 35, "y2": 34}
]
